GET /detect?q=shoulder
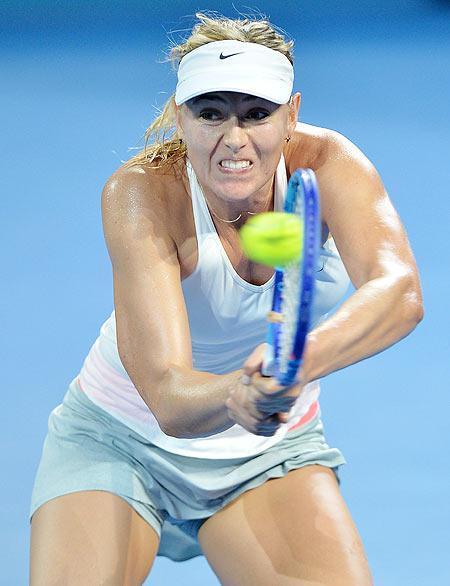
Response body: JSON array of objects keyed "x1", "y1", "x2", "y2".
[
  {"x1": 101, "y1": 159, "x2": 191, "y2": 234},
  {"x1": 103, "y1": 160, "x2": 184, "y2": 212},
  {"x1": 285, "y1": 122, "x2": 378, "y2": 184}
]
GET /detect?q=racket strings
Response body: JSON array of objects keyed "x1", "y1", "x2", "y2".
[{"x1": 278, "y1": 189, "x2": 304, "y2": 375}]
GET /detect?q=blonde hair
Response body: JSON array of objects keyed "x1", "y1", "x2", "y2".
[{"x1": 124, "y1": 12, "x2": 294, "y2": 170}]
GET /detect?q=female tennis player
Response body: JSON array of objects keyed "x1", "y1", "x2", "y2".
[{"x1": 29, "y1": 13, "x2": 423, "y2": 585}]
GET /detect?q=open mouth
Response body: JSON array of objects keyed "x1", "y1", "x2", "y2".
[{"x1": 219, "y1": 159, "x2": 253, "y2": 170}]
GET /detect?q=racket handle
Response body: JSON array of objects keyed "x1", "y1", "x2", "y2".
[{"x1": 261, "y1": 343, "x2": 276, "y2": 377}]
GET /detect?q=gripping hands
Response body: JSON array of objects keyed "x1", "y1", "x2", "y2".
[{"x1": 225, "y1": 344, "x2": 304, "y2": 437}]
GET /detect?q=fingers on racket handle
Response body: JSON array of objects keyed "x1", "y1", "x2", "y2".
[{"x1": 261, "y1": 345, "x2": 276, "y2": 377}]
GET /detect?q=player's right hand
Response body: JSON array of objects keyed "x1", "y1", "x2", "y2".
[{"x1": 225, "y1": 344, "x2": 302, "y2": 436}]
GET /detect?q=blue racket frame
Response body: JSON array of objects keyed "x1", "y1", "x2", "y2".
[{"x1": 264, "y1": 168, "x2": 321, "y2": 387}]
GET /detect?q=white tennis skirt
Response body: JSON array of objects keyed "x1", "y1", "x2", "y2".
[{"x1": 30, "y1": 377, "x2": 345, "y2": 561}]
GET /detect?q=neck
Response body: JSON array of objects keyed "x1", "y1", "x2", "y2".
[{"x1": 202, "y1": 177, "x2": 275, "y2": 228}]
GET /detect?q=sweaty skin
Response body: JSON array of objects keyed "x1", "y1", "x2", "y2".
[{"x1": 103, "y1": 93, "x2": 423, "y2": 439}]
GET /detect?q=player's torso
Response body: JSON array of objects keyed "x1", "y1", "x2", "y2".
[{"x1": 141, "y1": 123, "x2": 332, "y2": 286}]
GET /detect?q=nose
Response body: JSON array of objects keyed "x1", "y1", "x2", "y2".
[{"x1": 222, "y1": 117, "x2": 248, "y2": 153}]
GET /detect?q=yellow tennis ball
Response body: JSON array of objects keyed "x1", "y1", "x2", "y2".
[{"x1": 239, "y1": 212, "x2": 303, "y2": 267}]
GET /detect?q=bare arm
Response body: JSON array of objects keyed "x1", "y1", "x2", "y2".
[
  {"x1": 296, "y1": 131, "x2": 424, "y2": 386},
  {"x1": 187, "y1": 132, "x2": 425, "y2": 438},
  {"x1": 220, "y1": 131, "x2": 425, "y2": 439},
  {"x1": 102, "y1": 165, "x2": 239, "y2": 436},
  {"x1": 220, "y1": 131, "x2": 426, "y2": 438},
  {"x1": 103, "y1": 132, "x2": 423, "y2": 441}
]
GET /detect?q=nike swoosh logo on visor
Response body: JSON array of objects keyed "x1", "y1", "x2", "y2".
[{"x1": 219, "y1": 52, "x2": 244, "y2": 59}]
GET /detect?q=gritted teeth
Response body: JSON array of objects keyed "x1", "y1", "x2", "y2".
[{"x1": 220, "y1": 159, "x2": 252, "y2": 169}]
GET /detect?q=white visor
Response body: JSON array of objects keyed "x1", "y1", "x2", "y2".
[{"x1": 175, "y1": 40, "x2": 294, "y2": 106}]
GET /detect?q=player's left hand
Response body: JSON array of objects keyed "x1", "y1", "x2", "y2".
[{"x1": 225, "y1": 343, "x2": 304, "y2": 436}]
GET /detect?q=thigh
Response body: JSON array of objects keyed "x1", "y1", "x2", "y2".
[
  {"x1": 198, "y1": 465, "x2": 373, "y2": 586},
  {"x1": 30, "y1": 490, "x2": 160, "y2": 586}
]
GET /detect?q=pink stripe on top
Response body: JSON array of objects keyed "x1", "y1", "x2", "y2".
[
  {"x1": 76, "y1": 332, "x2": 321, "y2": 458},
  {"x1": 287, "y1": 400, "x2": 319, "y2": 432},
  {"x1": 78, "y1": 338, "x2": 161, "y2": 433}
]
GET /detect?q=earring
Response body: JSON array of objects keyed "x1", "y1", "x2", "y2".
[{"x1": 285, "y1": 136, "x2": 291, "y2": 143}]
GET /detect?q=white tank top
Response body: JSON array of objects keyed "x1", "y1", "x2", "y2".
[{"x1": 77, "y1": 155, "x2": 350, "y2": 458}]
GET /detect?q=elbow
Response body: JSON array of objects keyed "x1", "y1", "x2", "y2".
[
  {"x1": 403, "y1": 304, "x2": 424, "y2": 337},
  {"x1": 402, "y1": 279, "x2": 424, "y2": 329},
  {"x1": 159, "y1": 422, "x2": 183, "y2": 438},
  {"x1": 162, "y1": 426, "x2": 192, "y2": 439},
  {"x1": 160, "y1": 409, "x2": 222, "y2": 440},
  {"x1": 154, "y1": 366, "x2": 195, "y2": 439},
  {"x1": 412, "y1": 302, "x2": 424, "y2": 325},
  {"x1": 160, "y1": 405, "x2": 198, "y2": 439},
  {"x1": 160, "y1": 419, "x2": 196, "y2": 439},
  {"x1": 159, "y1": 404, "x2": 188, "y2": 439},
  {"x1": 154, "y1": 404, "x2": 183, "y2": 437}
]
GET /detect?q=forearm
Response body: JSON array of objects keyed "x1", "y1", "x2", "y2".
[
  {"x1": 160, "y1": 366, "x2": 242, "y2": 439},
  {"x1": 159, "y1": 276, "x2": 423, "y2": 439},
  {"x1": 300, "y1": 274, "x2": 423, "y2": 385}
]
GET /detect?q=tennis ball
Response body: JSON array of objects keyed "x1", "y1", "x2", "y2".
[{"x1": 239, "y1": 212, "x2": 303, "y2": 268}]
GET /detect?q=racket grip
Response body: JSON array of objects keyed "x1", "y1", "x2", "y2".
[{"x1": 261, "y1": 343, "x2": 276, "y2": 377}]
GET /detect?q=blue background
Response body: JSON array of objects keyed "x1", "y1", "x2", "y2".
[{"x1": 1, "y1": 1, "x2": 449, "y2": 584}]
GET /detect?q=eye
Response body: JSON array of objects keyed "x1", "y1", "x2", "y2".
[
  {"x1": 245, "y1": 109, "x2": 270, "y2": 121},
  {"x1": 199, "y1": 108, "x2": 223, "y2": 122}
]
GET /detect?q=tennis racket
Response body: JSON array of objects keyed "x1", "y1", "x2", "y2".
[{"x1": 260, "y1": 168, "x2": 320, "y2": 403}]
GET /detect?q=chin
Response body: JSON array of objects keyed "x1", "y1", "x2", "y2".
[{"x1": 214, "y1": 181, "x2": 259, "y2": 202}]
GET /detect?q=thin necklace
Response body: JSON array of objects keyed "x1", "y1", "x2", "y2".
[
  {"x1": 197, "y1": 174, "x2": 272, "y2": 223},
  {"x1": 208, "y1": 208, "x2": 259, "y2": 223}
]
